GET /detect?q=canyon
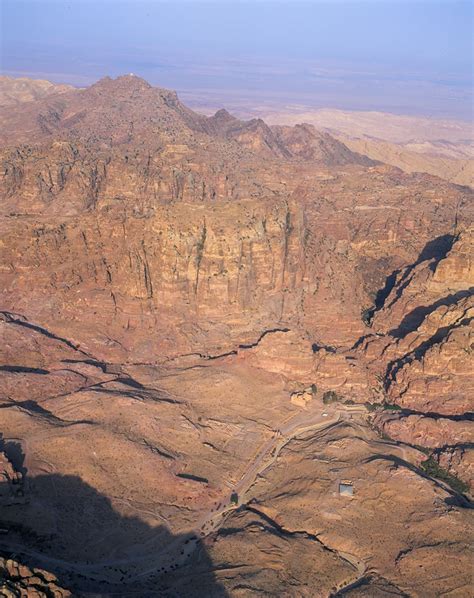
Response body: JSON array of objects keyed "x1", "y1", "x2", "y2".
[{"x1": 0, "y1": 75, "x2": 472, "y2": 597}]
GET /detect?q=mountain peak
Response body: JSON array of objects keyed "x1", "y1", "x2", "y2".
[
  {"x1": 212, "y1": 108, "x2": 237, "y2": 122},
  {"x1": 90, "y1": 74, "x2": 152, "y2": 94}
]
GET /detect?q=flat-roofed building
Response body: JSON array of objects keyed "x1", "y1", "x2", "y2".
[{"x1": 339, "y1": 482, "x2": 354, "y2": 497}]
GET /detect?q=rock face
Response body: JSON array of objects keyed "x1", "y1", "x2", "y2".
[
  {"x1": 0, "y1": 446, "x2": 25, "y2": 506},
  {"x1": 1, "y1": 86, "x2": 470, "y2": 359},
  {"x1": 0, "y1": 75, "x2": 472, "y2": 596},
  {"x1": 351, "y1": 227, "x2": 474, "y2": 491},
  {"x1": 372, "y1": 229, "x2": 474, "y2": 418},
  {"x1": 0, "y1": 556, "x2": 71, "y2": 597}
]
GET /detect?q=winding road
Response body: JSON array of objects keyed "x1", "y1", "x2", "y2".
[{"x1": 1, "y1": 403, "x2": 368, "y2": 586}]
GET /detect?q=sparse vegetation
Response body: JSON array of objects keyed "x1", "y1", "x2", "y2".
[
  {"x1": 322, "y1": 390, "x2": 342, "y2": 404},
  {"x1": 361, "y1": 307, "x2": 373, "y2": 327},
  {"x1": 420, "y1": 457, "x2": 469, "y2": 494},
  {"x1": 343, "y1": 399, "x2": 355, "y2": 405},
  {"x1": 365, "y1": 401, "x2": 382, "y2": 412},
  {"x1": 383, "y1": 402, "x2": 402, "y2": 411}
]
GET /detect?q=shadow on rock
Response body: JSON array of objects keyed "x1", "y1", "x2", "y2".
[
  {"x1": 0, "y1": 437, "x2": 27, "y2": 476},
  {"x1": 0, "y1": 469, "x2": 229, "y2": 596},
  {"x1": 416, "y1": 233, "x2": 455, "y2": 267}
]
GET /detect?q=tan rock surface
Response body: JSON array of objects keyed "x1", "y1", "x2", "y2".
[
  {"x1": 260, "y1": 106, "x2": 474, "y2": 186},
  {"x1": 0, "y1": 76, "x2": 74, "y2": 107},
  {"x1": 0, "y1": 75, "x2": 472, "y2": 596},
  {"x1": 339, "y1": 135, "x2": 474, "y2": 187},
  {"x1": 246, "y1": 422, "x2": 473, "y2": 597},
  {"x1": 377, "y1": 414, "x2": 473, "y2": 449}
]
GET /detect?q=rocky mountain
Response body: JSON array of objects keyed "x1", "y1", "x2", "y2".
[{"x1": 0, "y1": 75, "x2": 472, "y2": 597}]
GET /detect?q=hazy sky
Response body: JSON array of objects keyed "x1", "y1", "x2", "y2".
[{"x1": 1, "y1": 0, "x2": 472, "y2": 118}]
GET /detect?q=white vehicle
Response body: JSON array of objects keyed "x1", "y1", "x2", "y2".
[{"x1": 322, "y1": 413, "x2": 328, "y2": 417}]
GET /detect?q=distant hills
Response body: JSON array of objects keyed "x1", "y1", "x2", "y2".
[
  {"x1": 2, "y1": 74, "x2": 471, "y2": 186},
  {"x1": 0, "y1": 75, "x2": 74, "y2": 107}
]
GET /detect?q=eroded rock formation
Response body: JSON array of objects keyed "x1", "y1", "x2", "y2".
[{"x1": 0, "y1": 75, "x2": 472, "y2": 596}]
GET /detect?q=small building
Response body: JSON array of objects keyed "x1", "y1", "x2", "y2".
[{"x1": 339, "y1": 481, "x2": 354, "y2": 497}]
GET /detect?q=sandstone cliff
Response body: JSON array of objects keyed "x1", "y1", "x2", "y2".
[{"x1": 0, "y1": 75, "x2": 472, "y2": 596}]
